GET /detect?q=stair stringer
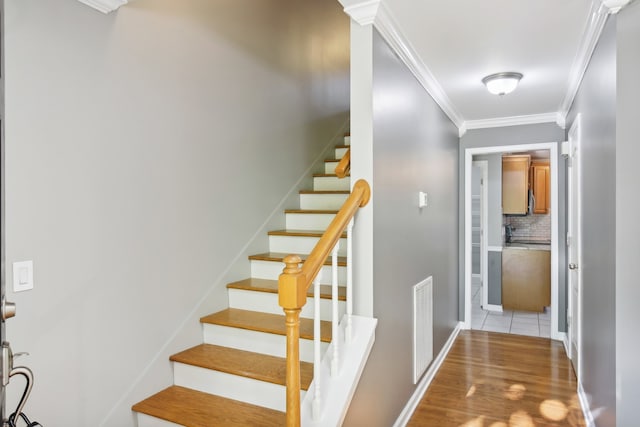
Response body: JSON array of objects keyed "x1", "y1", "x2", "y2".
[{"x1": 103, "y1": 120, "x2": 349, "y2": 427}]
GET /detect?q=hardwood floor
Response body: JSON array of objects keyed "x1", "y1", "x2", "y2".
[{"x1": 408, "y1": 330, "x2": 585, "y2": 427}]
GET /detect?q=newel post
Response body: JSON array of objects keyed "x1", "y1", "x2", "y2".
[{"x1": 278, "y1": 255, "x2": 307, "y2": 427}]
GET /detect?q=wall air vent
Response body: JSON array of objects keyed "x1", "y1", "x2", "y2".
[{"x1": 413, "y1": 276, "x2": 434, "y2": 384}]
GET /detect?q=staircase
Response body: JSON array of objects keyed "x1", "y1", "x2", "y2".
[{"x1": 132, "y1": 135, "x2": 354, "y2": 426}]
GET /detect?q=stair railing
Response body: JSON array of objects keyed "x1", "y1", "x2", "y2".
[
  {"x1": 278, "y1": 178, "x2": 370, "y2": 427},
  {"x1": 335, "y1": 148, "x2": 350, "y2": 178}
]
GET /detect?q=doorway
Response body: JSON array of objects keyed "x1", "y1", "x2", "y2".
[{"x1": 464, "y1": 142, "x2": 561, "y2": 341}]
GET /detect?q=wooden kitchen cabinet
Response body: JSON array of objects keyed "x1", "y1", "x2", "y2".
[
  {"x1": 502, "y1": 249, "x2": 551, "y2": 312},
  {"x1": 502, "y1": 155, "x2": 530, "y2": 214},
  {"x1": 531, "y1": 161, "x2": 550, "y2": 214}
]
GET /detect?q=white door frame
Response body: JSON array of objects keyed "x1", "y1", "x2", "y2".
[
  {"x1": 472, "y1": 160, "x2": 489, "y2": 309},
  {"x1": 567, "y1": 115, "x2": 583, "y2": 376},
  {"x1": 463, "y1": 142, "x2": 561, "y2": 341}
]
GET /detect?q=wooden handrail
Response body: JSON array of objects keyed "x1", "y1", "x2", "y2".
[
  {"x1": 278, "y1": 179, "x2": 370, "y2": 427},
  {"x1": 335, "y1": 148, "x2": 350, "y2": 178}
]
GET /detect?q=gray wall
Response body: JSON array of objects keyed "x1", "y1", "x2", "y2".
[
  {"x1": 565, "y1": 17, "x2": 616, "y2": 426},
  {"x1": 459, "y1": 123, "x2": 566, "y2": 330},
  {"x1": 3, "y1": 0, "x2": 349, "y2": 425},
  {"x1": 487, "y1": 251, "x2": 502, "y2": 305},
  {"x1": 616, "y1": 3, "x2": 640, "y2": 425},
  {"x1": 344, "y1": 29, "x2": 459, "y2": 426}
]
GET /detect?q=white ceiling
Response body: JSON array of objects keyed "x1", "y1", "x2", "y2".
[
  {"x1": 382, "y1": 0, "x2": 592, "y2": 124},
  {"x1": 339, "y1": 0, "x2": 630, "y2": 132}
]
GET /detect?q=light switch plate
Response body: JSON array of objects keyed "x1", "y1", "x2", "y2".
[
  {"x1": 13, "y1": 260, "x2": 34, "y2": 292},
  {"x1": 418, "y1": 191, "x2": 428, "y2": 208}
]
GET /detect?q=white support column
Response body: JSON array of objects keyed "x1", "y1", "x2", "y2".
[{"x1": 347, "y1": 20, "x2": 375, "y2": 318}]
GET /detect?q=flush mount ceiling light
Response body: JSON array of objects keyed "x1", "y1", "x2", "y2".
[{"x1": 482, "y1": 72, "x2": 523, "y2": 96}]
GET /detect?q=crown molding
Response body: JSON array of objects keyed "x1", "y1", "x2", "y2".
[
  {"x1": 373, "y1": 3, "x2": 464, "y2": 130},
  {"x1": 339, "y1": 0, "x2": 464, "y2": 131},
  {"x1": 558, "y1": 0, "x2": 610, "y2": 119},
  {"x1": 463, "y1": 113, "x2": 560, "y2": 133},
  {"x1": 76, "y1": 0, "x2": 128, "y2": 14},
  {"x1": 338, "y1": 0, "x2": 381, "y2": 25},
  {"x1": 601, "y1": 0, "x2": 632, "y2": 13}
]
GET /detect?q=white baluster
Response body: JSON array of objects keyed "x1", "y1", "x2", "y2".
[
  {"x1": 312, "y1": 272, "x2": 322, "y2": 420},
  {"x1": 346, "y1": 219, "x2": 354, "y2": 343},
  {"x1": 331, "y1": 243, "x2": 340, "y2": 377}
]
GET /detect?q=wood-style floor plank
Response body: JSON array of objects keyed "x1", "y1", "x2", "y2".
[
  {"x1": 408, "y1": 330, "x2": 586, "y2": 427},
  {"x1": 132, "y1": 386, "x2": 285, "y2": 427}
]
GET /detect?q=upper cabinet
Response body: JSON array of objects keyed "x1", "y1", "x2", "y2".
[
  {"x1": 502, "y1": 155, "x2": 530, "y2": 215},
  {"x1": 531, "y1": 161, "x2": 550, "y2": 214}
]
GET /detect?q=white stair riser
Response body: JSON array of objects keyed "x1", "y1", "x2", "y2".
[
  {"x1": 325, "y1": 161, "x2": 339, "y2": 174},
  {"x1": 335, "y1": 148, "x2": 348, "y2": 159},
  {"x1": 228, "y1": 288, "x2": 346, "y2": 321},
  {"x1": 313, "y1": 176, "x2": 351, "y2": 191},
  {"x1": 251, "y1": 260, "x2": 347, "y2": 283},
  {"x1": 137, "y1": 413, "x2": 181, "y2": 427},
  {"x1": 344, "y1": 136, "x2": 350, "y2": 145},
  {"x1": 268, "y1": 235, "x2": 347, "y2": 257},
  {"x1": 300, "y1": 193, "x2": 348, "y2": 210},
  {"x1": 173, "y1": 363, "x2": 304, "y2": 412},
  {"x1": 202, "y1": 324, "x2": 328, "y2": 363},
  {"x1": 335, "y1": 147, "x2": 348, "y2": 158},
  {"x1": 286, "y1": 212, "x2": 336, "y2": 230}
]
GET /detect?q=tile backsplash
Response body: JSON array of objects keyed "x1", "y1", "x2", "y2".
[{"x1": 504, "y1": 214, "x2": 551, "y2": 242}]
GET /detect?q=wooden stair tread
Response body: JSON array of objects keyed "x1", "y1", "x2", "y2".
[
  {"x1": 334, "y1": 144, "x2": 349, "y2": 149},
  {"x1": 227, "y1": 278, "x2": 346, "y2": 301},
  {"x1": 299, "y1": 190, "x2": 349, "y2": 194},
  {"x1": 268, "y1": 229, "x2": 346, "y2": 238},
  {"x1": 132, "y1": 385, "x2": 285, "y2": 427},
  {"x1": 170, "y1": 344, "x2": 313, "y2": 390},
  {"x1": 324, "y1": 159, "x2": 340, "y2": 163},
  {"x1": 284, "y1": 209, "x2": 338, "y2": 214},
  {"x1": 201, "y1": 308, "x2": 332, "y2": 342},
  {"x1": 249, "y1": 252, "x2": 347, "y2": 266},
  {"x1": 313, "y1": 173, "x2": 350, "y2": 178}
]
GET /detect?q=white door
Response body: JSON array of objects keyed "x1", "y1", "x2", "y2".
[
  {"x1": 567, "y1": 115, "x2": 582, "y2": 376},
  {"x1": 472, "y1": 161, "x2": 488, "y2": 310}
]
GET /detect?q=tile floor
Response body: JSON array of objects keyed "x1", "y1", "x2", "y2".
[{"x1": 471, "y1": 278, "x2": 550, "y2": 338}]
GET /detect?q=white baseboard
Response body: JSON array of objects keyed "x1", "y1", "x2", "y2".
[
  {"x1": 484, "y1": 304, "x2": 503, "y2": 312},
  {"x1": 559, "y1": 332, "x2": 569, "y2": 355},
  {"x1": 577, "y1": 380, "x2": 595, "y2": 427},
  {"x1": 392, "y1": 321, "x2": 463, "y2": 427}
]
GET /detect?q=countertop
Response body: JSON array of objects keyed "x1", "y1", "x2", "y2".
[{"x1": 504, "y1": 241, "x2": 551, "y2": 251}]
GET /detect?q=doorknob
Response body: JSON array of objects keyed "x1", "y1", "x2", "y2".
[
  {"x1": 1, "y1": 296, "x2": 16, "y2": 321},
  {"x1": 569, "y1": 263, "x2": 578, "y2": 270}
]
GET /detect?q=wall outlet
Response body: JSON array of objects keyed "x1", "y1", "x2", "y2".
[{"x1": 13, "y1": 260, "x2": 34, "y2": 292}]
